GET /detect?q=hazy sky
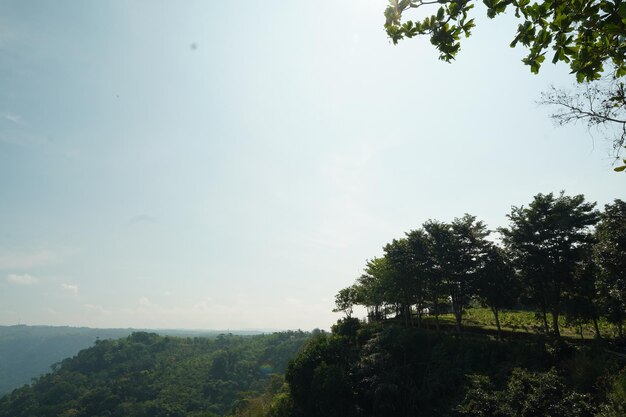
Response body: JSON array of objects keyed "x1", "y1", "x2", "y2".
[{"x1": 0, "y1": 1, "x2": 623, "y2": 330}]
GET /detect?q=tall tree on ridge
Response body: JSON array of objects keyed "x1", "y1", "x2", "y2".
[
  {"x1": 405, "y1": 228, "x2": 432, "y2": 328},
  {"x1": 594, "y1": 199, "x2": 626, "y2": 338},
  {"x1": 501, "y1": 192, "x2": 598, "y2": 337},
  {"x1": 474, "y1": 245, "x2": 519, "y2": 340}
]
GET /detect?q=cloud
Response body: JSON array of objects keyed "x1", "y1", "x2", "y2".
[
  {"x1": 83, "y1": 304, "x2": 109, "y2": 315},
  {"x1": 138, "y1": 296, "x2": 153, "y2": 307},
  {"x1": 0, "y1": 248, "x2": 73, "y2": 270},
  {"x1": 2, "y1": 112, "x2": 23, "y2": 125},
  {"x1": 6, "y1": 273, "x2": 38, "y2": 285},
  {"x1": 128, "y1": 214, "x2": 157, "y2": 226},
  {"x1": 61, "y1": 283, "x2": 78, "y2": 295}
]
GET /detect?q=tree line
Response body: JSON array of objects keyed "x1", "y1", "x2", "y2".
[{"x1": 334, "y1": 192, "x2": 626, "y2": 339}]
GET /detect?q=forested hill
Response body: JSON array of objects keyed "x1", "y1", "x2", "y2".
[
  {"x1": 231, "y1": 320, "x2": 626, "y2": 417},
  {"x1": 0, "y1": 331, "x2": 310, "y2": 417},
  {"x1": 0, "y1": 325, "x2": 266, "y2": 396},
  {"x1": 0, "y1": 326, "x2": 136, "y2": 395}
]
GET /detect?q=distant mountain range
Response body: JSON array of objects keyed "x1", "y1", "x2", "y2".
[{"x1": 0, "y1": 325, "x2": 266, "y2": 395}]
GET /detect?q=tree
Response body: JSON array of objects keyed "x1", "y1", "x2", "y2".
[
  {"x1": 500, "y1": 192, "x2": 599, "y2": 337},
  {"x1": 333, "y1": 286, "x2": 358, "y2": 318},
  {"x1": 563, "y1": 249, "x2": 603, "y2": 339},
  {"x1": 423, "y1": 215, "x2": 490, "y2": 332},
  {"x1": 593, "y1": 199, "x2": 626, "y2": 338},
  {"x1": 384, "y1": 0, "x2": 626, "y2": 165},
  {"x1": 285, "y1": 335, "x2": 357, "y2": 417},
  {"x1": 448, "y1": 214, "x2": 490, "y2": 332},
  {"x1": 474, "y1": 245, "x2": 519, "y2": 340},
  {"x1": 422, "y1": 219, "x2": 454, "y2": 330},
  {"x1": 355, "y1": 257, "x2": 395, "y2": 321},
  {"x1": 384, "y1": 0, "x2": 626, "y2": 82},
  {"x1": 384, "y1": 238, "x2": 418, "y2": 327},
  {"x1": 405, "y1": 228, "x2": 433, "y2": 328}
]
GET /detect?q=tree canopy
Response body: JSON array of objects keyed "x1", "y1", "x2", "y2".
[
  {"x1": 384, "y1": 0, "x2": 626, "y2": 82},
  {"x1": 384, "y1": 0, "x2": 626, "y2": 167}
]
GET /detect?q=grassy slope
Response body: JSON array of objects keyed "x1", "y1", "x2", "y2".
[{"x1": 420, "y1": 308, "x2": 618, "y2": 340}]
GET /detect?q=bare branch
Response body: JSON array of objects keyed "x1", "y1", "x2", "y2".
[{"x1": 538, "y1": 76, "x2": 626, "y2": 161}]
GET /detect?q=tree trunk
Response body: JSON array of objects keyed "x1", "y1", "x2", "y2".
[
  {"x1": 454, "y1": 307, "x2": 462, "y2": 333},
  {"x1": 491, "y1": 307, "x2": 502, "y2": 341},
  {"x1": 416, "y1": 299, "x2": 423, "y2": 329},
  {"x1": 404, "y1": 303, "x2": 410, "y2": 328},
  {"x1": 578, "y1": 324, "x2": 584, "y2": 339},
  {"x1": 541, "y1": 309, "x2": 550, "y2": 334},
  {"x1": 434, "y1": 298, "x2": 440, "y2": 331},
  {"x1": 551, "y1": 310, "x2": 561, "y2": 337},
  {"x1": 593, "y1": 317, "x2": 602, "y2": 339},
  {"x1": 451, "y1": 293, "x2": 462, "y2": 333}
]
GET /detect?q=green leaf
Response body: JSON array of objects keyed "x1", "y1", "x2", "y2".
[
  {"x1": 613, "y1": 165, "x2": 626, "y2": 172},
  {"x1": 437, "y1": 7, "x2": 445, "y2": 21}
]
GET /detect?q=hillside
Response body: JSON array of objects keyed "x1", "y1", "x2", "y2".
[
  {"x1": 233, "y1": 319, "x2": 626, "y2": 417},
  {"x1": 0, "y1": 331, "x2": 310, "y2": 417},
  {"x1": 0, "y1": 325, "x2": 266, "y2": 396},
  {"x1": 0, "y1": 326, "x2": 136, "y2": 395}
]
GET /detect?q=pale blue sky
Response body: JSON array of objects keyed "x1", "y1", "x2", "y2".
[{"x1": 0, "y1": 1, "x2": 623, "y2": 330}]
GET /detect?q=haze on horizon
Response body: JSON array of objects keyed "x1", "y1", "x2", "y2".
[{"x1": 0, "y1": 0, "x2": 623, "y2": 331}]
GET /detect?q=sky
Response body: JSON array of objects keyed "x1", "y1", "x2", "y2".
[{"x1": 0, "y1": 1, "x2": 624, "y2": 331}]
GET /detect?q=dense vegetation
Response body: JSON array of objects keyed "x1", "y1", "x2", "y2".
[
  {"x1": 0, "y1": 326, "x2": 136, "y2": 395},
  {"x1": 0, "y1": 325, "x2": 264, "y2": 396},
  {"x1": 232, "y1": 320, "x2": 625, "y2": 417},
  {"x1": 334, "y1": 193, "x2": 626, "y2": 340},
  {"x1": 0, "y1": 331, "x2": 310, "y2": 417}
]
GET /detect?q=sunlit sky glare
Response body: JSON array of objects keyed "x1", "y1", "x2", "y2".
[{"x1": 0, "y1": 1, "x2": 623, "y2": 331}]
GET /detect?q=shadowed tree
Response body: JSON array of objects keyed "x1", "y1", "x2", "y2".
[
  {"x1": 564, "y1": 249, "x2": 603, "y2": 339},
  {"x1": 474, "y1": 245, "x2": 519, "y2": 340},
  {"x1": 422, "y1": 220, "x2": 453, "y2": 331},
  {"x1": 384, "y1": 238, "x2": 417, "y2": 327},
  {"x1": 500, "y1": 192, "x2": 599, "y2": 337},
  {"x1": 448, "y1": 214, "x2": 490, "y2": 332},
  {"x1": 423, "y1": 215, "x2": 490, "y2": 332},
  {"x1": 355, "y1": 257, "x2": 395, "y2": 321},
  {"x1": 594, "y1": 199, "x2": 626, "y2": 338},
  {"x1": 405, "y1": 228, "x2": 433, "y2": 328}
]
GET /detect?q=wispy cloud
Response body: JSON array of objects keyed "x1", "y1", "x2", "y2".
[
  {"x1": 2, "y1": 112, "x2": 23, "y2": 125},
  {"x1": 128, "y1": 214, "x2": 157, "y2": 226},
  {"x1": 138, "y1": 296, "x2": 152, "y2": 307},
  {"x1": 83, "y1": 304, "x2": 109, "y2": 314},
  {"x1": 61, "y1": 283, "x2": 78, "y2": 295},
  {"x1": 0, "y1": 247, "x2": 74, "y2": 270},
  {"x1": 7, "y1": 273, "x2": 38, "y2": 285}
]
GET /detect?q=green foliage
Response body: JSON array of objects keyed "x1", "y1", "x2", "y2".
[
  {"x1": 500, "y1": 192, "x2": 599, "y2": 336},
  {"x1": 286, "y1": 334, "x2": 357, "y2": 417},
  {"x1": 594, "y1": 199, "x2": 626, "y2": 337},
  {"x1": 384, "y1": 0, "x2": 626, "y2": 82},
  {"x1": 0, "y1": 331, "x2": 310, "y2": 417},
  {"x1": 332, "y1": 286, "x2": 358, "y2": 318},
  {"x1": 281, "y1": 322, "x2": 624, "y2": 417},
  {"x1": 458, "y1": 368, "x2": 597, "y2": 417},
  {"x1": 0, "y1": 325, "x2": 137, "y2": 396},
  {"x1": 337, "y1": 191, "x2": 626, "y2": 340}
]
